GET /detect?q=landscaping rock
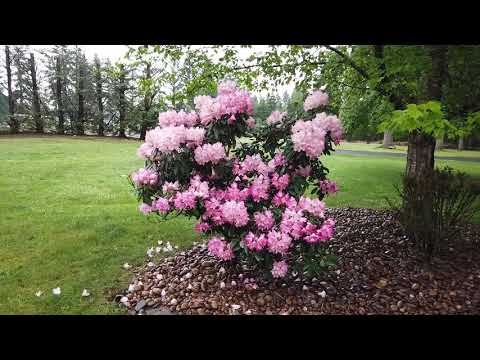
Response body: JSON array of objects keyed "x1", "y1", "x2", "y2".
[{"x1": 121, "y1": 208, "x2": 480, "y2": 315}]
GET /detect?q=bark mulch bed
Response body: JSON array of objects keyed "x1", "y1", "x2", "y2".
[{"x1": 116, "y1": 208, "x2": 480, "y2": 315}]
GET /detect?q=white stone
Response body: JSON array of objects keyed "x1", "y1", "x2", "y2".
[
  {"x1": 318, "y1": 290, "x2": 327, "y2": 298},
  {"x1": 82, "y1": 289, "x2": 90, "y2": 297},
  {"x1": 231, "y1": 304, "x2": 241, "y2": 310},
  {"x1": 161, "y1": 289, "x2": 167, "y2": 297},
  {"x1": 52, "y1": 287, "x2": 61, "y2": 295},
  {"x1": 220, "y1": 281, "x2": 226, "y2": 289},
  {"x1": 35, "y1": 291, "x2": 43, "y2": 297},
  {"x1": 170, "y1": 298, "x2": 177, "y2": 305},
  {"x1": 156, "y1": 274, "x2": 163, "y2": 280}
]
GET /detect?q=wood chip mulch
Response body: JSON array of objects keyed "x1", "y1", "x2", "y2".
[{"x1": 116, "y1": 208, "x2": 480, "y2": 315}]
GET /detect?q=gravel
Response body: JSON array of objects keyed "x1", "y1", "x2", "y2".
[{"x1": 117, "y1": 208, "x2": 480, "y2": 315}]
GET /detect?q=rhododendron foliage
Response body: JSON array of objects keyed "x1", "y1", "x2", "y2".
[{"x1": 129, "y1": 83, "x2": 342, "y2": 278}]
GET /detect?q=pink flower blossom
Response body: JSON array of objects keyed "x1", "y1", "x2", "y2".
[
  {"x1": 249, "y1": 175, "x2": 270, "y2": 202},
  {"x1": 173, "y1": 191, "x2": 197, "y2": 210},
  {"x1": 195, "y1": 222, "x2": 211, "y2": 233},
  {"x1": 162, "y1": 181, "x2": 179, "y2": 194},
  {"x1": 132, "y1": 168, "x2": 158, "y2": 187},
  {"x1": 271, "y1": 260, "x2": 288, "y2": 278},
  {"x1": 319, "y1": 180, "x2": 339, "y2": 195},
  {"x1": 266, "y1": 230, "x2": 292, "y2": 255},
  {"x1": 280, "y1": 209, "x2": 307, "y2": 240},
  {"x1": 271, "y1": 173, "x2": 290, "y2": 191},
  {"x1": 189, "y1": 175, "x2": 209, "y2": 198},
  {"x1": 246, "y1": 117, "x2": 255, "y2": 128},
  {"x1": 298, "y1": 196, "x2": 325, "y2": 218},
  {"x1": 304, "y1": 90, "x2": 329, "y2": 111},
  {"x1": 152, "y1": 197, "x2": 170, "y2": 213},
  {"x1": 194, "y1": 143, "x2": 226, "y2": 165},
  {"x1": 137, "y1": 143, "x2": 154, "y2": 158},
  {"x1": 221, "y1": 200, "x2": 249, "y2": 227},
  {"x1": 145, "y1": 125, "x2": 187, "y2": 154},
  {"x1": 158, "y1": 110, "x2": 198, "y2": 128},
  {"x1": 312, "y1": 112, "x2": 343, "y2": 144},
  {"x1": 139, "y1": 203, "x2": 152, "y2": 215},
  {"x1": 208, "y1": 236, "x2": 234, "y2": 261},
  {"x1": 243, "y1": 232, "x2": 268, "y2": 252},
  {"x1": 291, "y1": 119, "x2": 326, "y2": 159},
  {"x1": 254, "y1": 210, "x2": 275, "y2": 231},
  {"x1": 266, "y1": 110, "x2": 286, "y2": 125}
]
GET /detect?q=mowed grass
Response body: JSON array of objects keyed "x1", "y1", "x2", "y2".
[
  {"x1": 0, "y1": 136, "x2": 199, "y2": 314},
  {"x1": 1, "y1": 136, "x2": 479, "y2": 314},
  {"x1": 337, "y1": 141, "x2": 480, "y2": 159}
]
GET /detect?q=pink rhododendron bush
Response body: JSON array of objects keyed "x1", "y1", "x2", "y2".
[{"x1": 129, "y1": 81, "x2": 342, "y2": 279}]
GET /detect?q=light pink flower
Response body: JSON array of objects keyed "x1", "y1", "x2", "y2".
[
  {"x1": 139, "y1": 203, "x2": 152, "y2": 215},
  {"x1": 152, "y1": 197, "x2": 170, "y2": 213},
  {"x1": 131, "y1": 168, "x2": 158, "y2": 187},
  {"x1": 254, "y1": 210, "x2": 275, "y2": 231},
  {"x1": 266, "y1": 110, "x2": 286, "y2": 125},
  {"x1": 221, "y1": 200, "x2": 249, "y2": 227},
  {"x1": 271, "y1": 260, "x2": 288, "y2": 278},
  {"x1": 304, "y1": 90, "x2": 329, "y2": 111},
  {"x1": 267, "y1": 230, "x2": 292, "y2": 255},
  {"x1": 208, "y1": 236, "x2": 234, "y2": 261},
  {"x1": 194, "y1": 143, "x2": 226, "y2": 165}
]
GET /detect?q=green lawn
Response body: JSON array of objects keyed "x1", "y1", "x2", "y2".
[
  {"x1": 1, "y1": 136, "x2": 479, "y2": 314},
  {"x1": 337, "y1": 141, "x2": 480, "y2": 159}
]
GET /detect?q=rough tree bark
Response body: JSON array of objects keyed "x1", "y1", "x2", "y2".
[
  {"x1": 383, "y1": 131, "x2": 393, "y2": 148},
  {"x1": 118, "y1": 64, "x2": 127, "y2": 138},
  {"x1": 405, "y1": 45, "x2": 448, "y2": 180},
  {"x1": 140, "y1": 59, "x2": 152, "y2": 141},
  {"x1": 55, "y1": 56, "x2": 65, "y2": 134},
  {"x1": 29, "y1": 53, "x2": 43, "y2": 133},
  {"x1": 458, "y1": 137, "x2": 464, "y2": 150},
  {"x1": 5, "y1": 46, "x2": 18, "y2": 133},
  {"x1": 94, "y1": 58, "x2": 104, "y2": 136},
  {"x1": 76, "y1": 58, "x2": 85, "y2": 136}
]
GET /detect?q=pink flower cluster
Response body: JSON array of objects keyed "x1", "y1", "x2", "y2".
[
  {"x1": 194, "y1": 81, "x2": 253, "y2": 125},
  {"x1": 303, "y1": 90, "x2": 329, "y2": 111},
  {"x1": 131, "y1": 168, "x2": 158, "y2": 187},
  {"x1": 158, "y1": 110, "x2": 198, "y2": 128},
  {"x1": 194, "y1": 142, "x2": 226, "y2": 165},
  {"x1": 313, "y1": 112, "x2": 343, "y2": 144},
  {"x1": 319, "y1": 180, "x2": 339, "y2": 195},
  {"x1": 291, "y1": 112, "x2": 343, "y2": 158},
  {"x1": 142, "y1": 125, "x2": 205, "y2": 156},
  {"x1": 207, "y1": 236, "x2": 234, "y2": 261},
  {"x1": 266, "y1": 110, "x2": 286, "y2": 125},
  {"x1": 291, "y1": 119, "x2": 327, "y2": 159},
  {"x1": 271, "y1": 260, "x2": 288, "y2": 278}
]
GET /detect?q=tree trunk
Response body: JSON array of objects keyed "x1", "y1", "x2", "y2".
[
  {"x1": 5, "y1": 46, "x2": 18, "y2": 134},
  {"x1": 458, "y1": 137, "x2": 464, "y2": 150},
  {"x1": 406, "y1": 131, "x2": 436, "y2": 179},
  {"x1": 76, "y1": 59, "x2": 85, "y2": 136},
  {"x1": 55, "y1": 56, "x2": 65, "y2": 134},
  {"x1": 118, "y1": 64, "x2": 127, "y2": 138},
  {"x1": 405, "y1": 45, "x2": 448, "y2": 179},
  {"x1": 94, "y1": 58, "x2": 104, "y2": 136},
  {"x1": 29, "y1": 53, "x2": 43, "y2": 133},
  {"x1": 382, "y1": 130, "x2": 393, "y2": 148},
  {"x1": 140, "y1": 59, "x2": 152, "y2": 141},
  {"x1": 435, "y1": 136, "x2": 444, "y2": 151}
]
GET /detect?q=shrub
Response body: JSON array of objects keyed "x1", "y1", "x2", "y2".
[
  {"x1": 129, "y1": 81, "x2": 343, "y2": 278},
  {"x1": 392, "y1": 166, "x2": 480, "y2": 259}
]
